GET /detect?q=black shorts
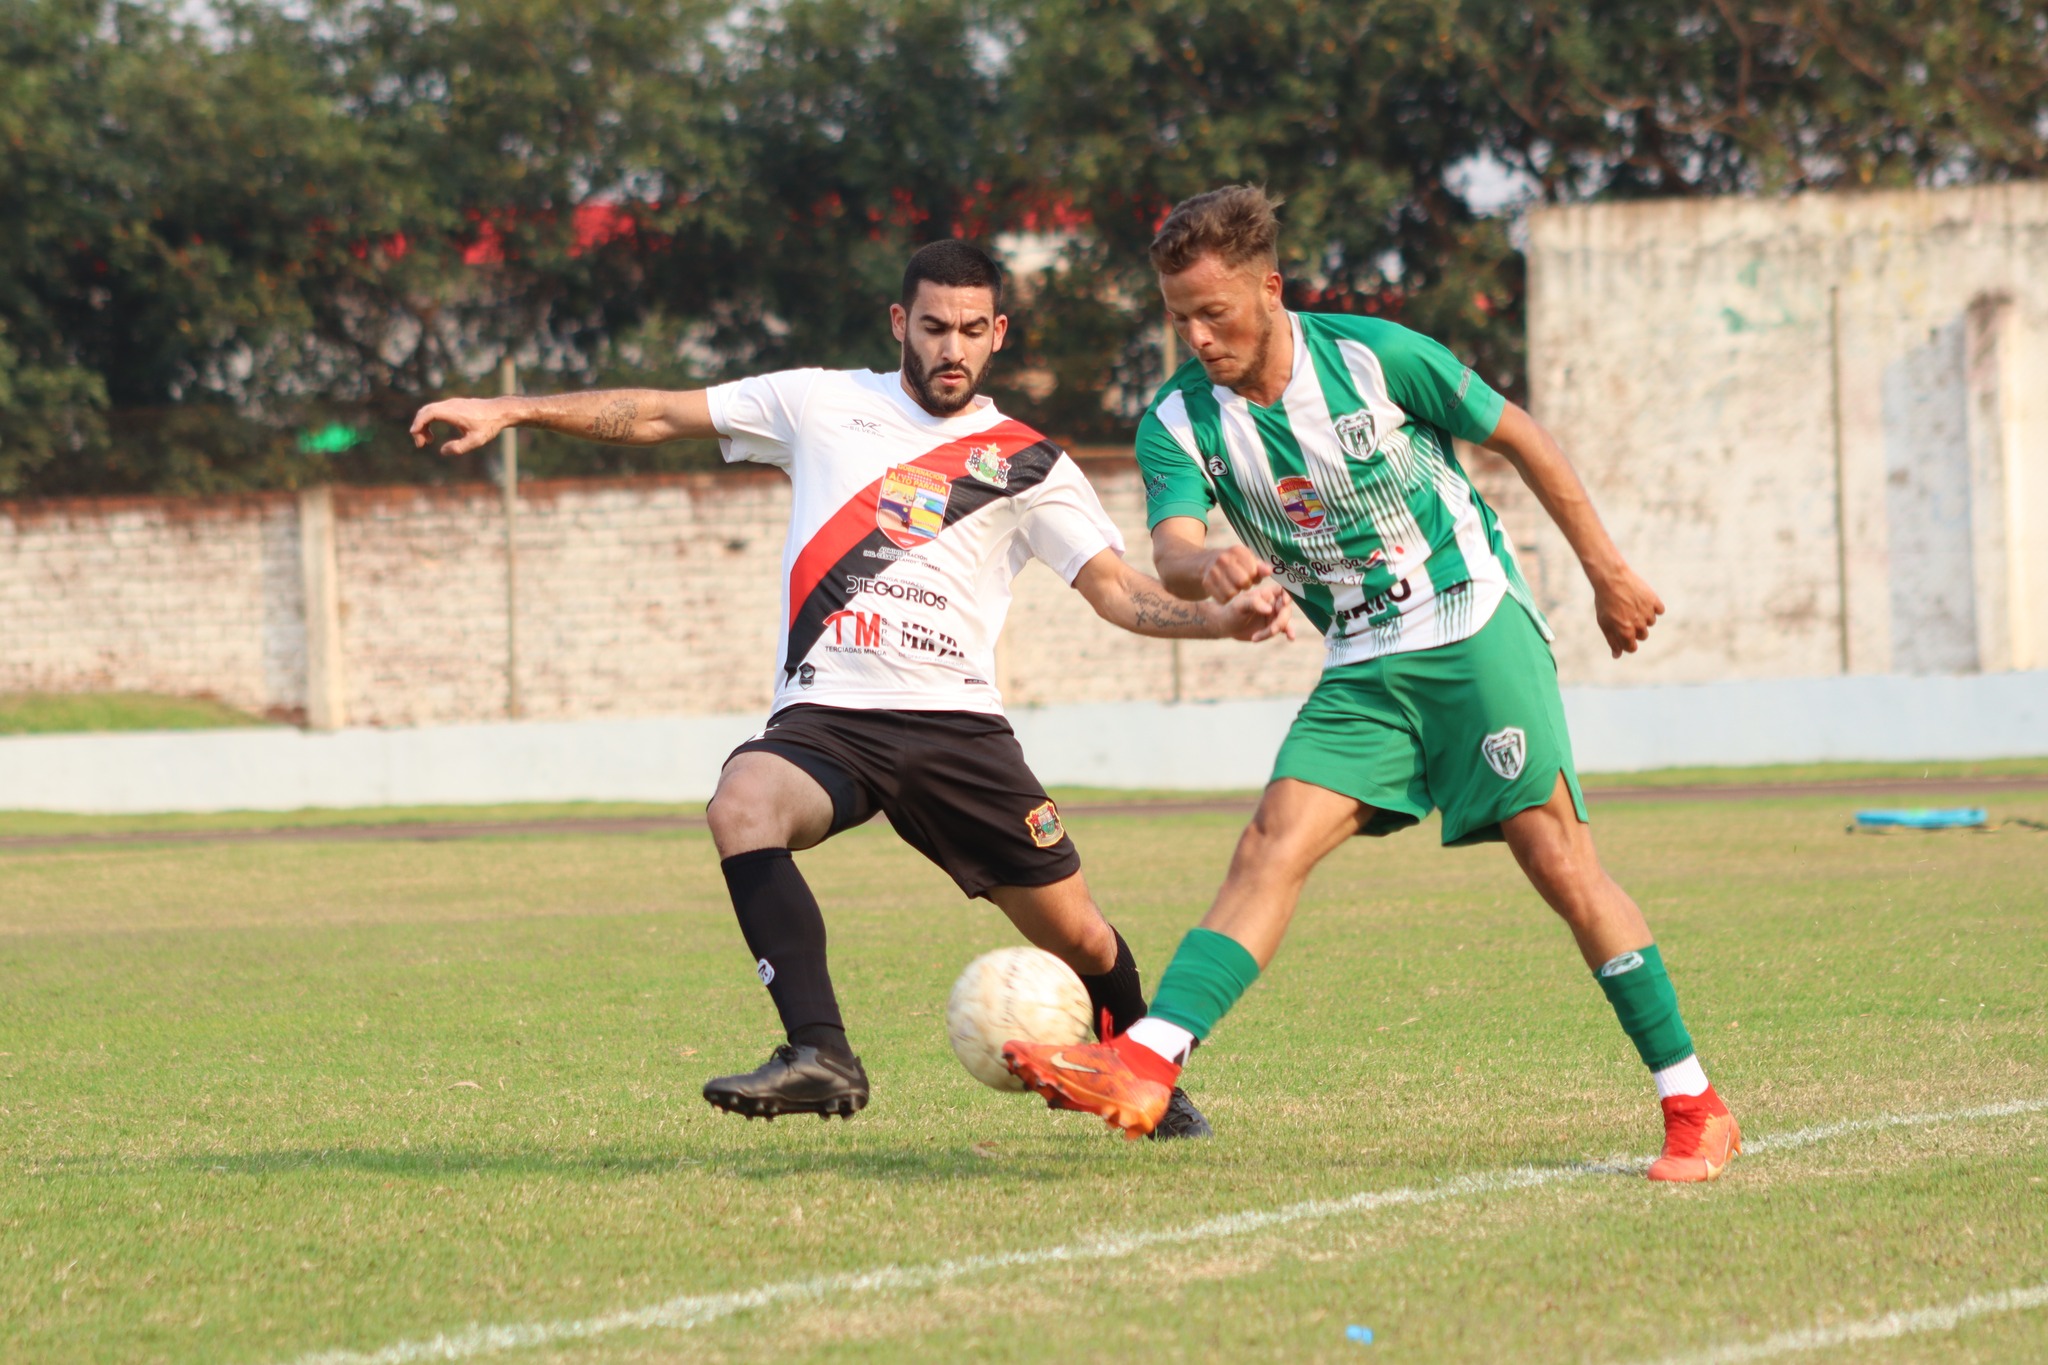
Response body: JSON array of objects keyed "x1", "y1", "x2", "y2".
[{"x1": 726, "y1": 705, "x2": 1081, "y2": 898}]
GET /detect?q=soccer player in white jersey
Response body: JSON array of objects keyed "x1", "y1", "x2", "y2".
[
  {"x1": 1006, "y1": 188, "x2": 1740, "y2": 1180},
  {"x1": 411, "y1": 241, "x2": 1291, "y2": 1135}
]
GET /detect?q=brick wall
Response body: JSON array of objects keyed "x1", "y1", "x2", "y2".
[
  {"x1": 0, "y1": 493, "x2": 306, "y2": 718},
  {"x1": 0, "y1": 461, "x2": 1322, "y2": 727}
]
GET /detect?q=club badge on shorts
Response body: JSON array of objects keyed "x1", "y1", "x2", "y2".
[
  {"x1": 1025, "y1": 799, "x2": 1065, "y2": 848},
  {"x1": 876, "y1": 464, "x2": 952, "y2": 548},
  {"x1": 1275, "y1": 475, "x2": 1328, "y2": 532},
  {"x1": 1482, "y1": 726, "x2": 1527, "y2": 781}
]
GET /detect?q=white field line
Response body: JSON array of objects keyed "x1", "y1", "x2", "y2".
[
  {"x1": 284, "y1": 1097, "x2": 2048, "y2": 1365},
  {"x1": 1638, "y1": 1281, "x2": 2048, "y2": 1364}
]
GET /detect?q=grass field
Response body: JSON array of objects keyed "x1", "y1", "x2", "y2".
[
  {"x1": 3, "y1": 781, "x2": 2046, "y2": 1363},
  {"x1": 0, "y1": 692, "x2": 270, "y2": 735}
]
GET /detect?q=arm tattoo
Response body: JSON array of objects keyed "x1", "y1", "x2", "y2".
[
  {"x1": 589, "y1": 397, "x2": 638, "y2": 441},
  {"x1": 1131, "y1": 584, "x2": 1210, "y2": 633}
]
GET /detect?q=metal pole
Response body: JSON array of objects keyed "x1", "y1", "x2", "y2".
[
  {"x1": 1827, "y1": 287, "x2": 1851, "y2": 675},
  {"x1": 500, "y1": 357, "x2": 521, "y2": 719}
]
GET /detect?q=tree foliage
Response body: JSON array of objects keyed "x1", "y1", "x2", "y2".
[{"x1": 1, "y1": 0, "x2": 2041, "y2": 494}]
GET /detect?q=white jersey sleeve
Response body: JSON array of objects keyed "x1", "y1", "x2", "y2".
[
  {"x1": 705, "y1": 368, "x2": 825, "y2": 470},
  {"x1": 1014, "y1": 454, "x2": 1127, "y2": 584}
]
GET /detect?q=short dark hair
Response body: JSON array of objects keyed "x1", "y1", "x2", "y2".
[
  {"x1": 1149, "y1": 185, "x2": 1283, "y2": 276},
  {"x1": 901, "y1": 239, "x2": 1004, "y2": 313}
]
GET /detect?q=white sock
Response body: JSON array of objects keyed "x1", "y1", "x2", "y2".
[
  {"x1": 1653, "y1": 1054, "x2": 1710, "y2": 1099},
  {"x1": 1125, "y1": 1016, "x2": 1195, "y2": 1065}
]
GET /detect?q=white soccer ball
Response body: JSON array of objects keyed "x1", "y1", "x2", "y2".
[{"x1": 945, "y1": 946, "x2": 1093, "y2": 1090}]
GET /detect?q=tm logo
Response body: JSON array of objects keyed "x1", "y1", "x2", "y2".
[{"x1": 824, "y1": 609, "x2": 885, "y2": 648}]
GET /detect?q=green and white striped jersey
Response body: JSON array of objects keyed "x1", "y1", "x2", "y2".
[{"x1": 1136, "y1": 311, "x2": 1549, "y2": 669}]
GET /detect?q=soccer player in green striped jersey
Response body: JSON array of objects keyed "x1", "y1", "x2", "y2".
[{"x1": 1006, "y1": 186, "x2": 1740, "y2": 1181}]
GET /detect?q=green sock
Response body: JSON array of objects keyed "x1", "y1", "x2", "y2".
[
  {"x1": 1594, "y1": 943, "x2": 1695, "y2": 1071},
  {"x1": 1148, "y1": 928, "x2": 1261, "y2": 1040}
]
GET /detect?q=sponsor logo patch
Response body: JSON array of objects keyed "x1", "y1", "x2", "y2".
[
  {"x1": 876, "y1": 464, "x2": 952, "y2": 548},
  {"x1": 844, "y1": 574, "x2": 948, "y2": 610},
  {"x1": 1481, "y1": 726, "x2": 1527, "y2": 781},
  {"x1": 1597, "y1": 950, "x2": 1645, "y2": 979},
  {"x1": 1335, "y1": 409, "x2": 1380, "y2": 462},
  {"x1": 823, "y1": 609, "x2": 885, "y2": 650},
  {"x1": 1275, "y1": 475, "x2": 1328, "y2": 532},
  {"x1": 756, "y1": 958, "x2": 775, "y2": 985},
  {"x1": 1206, "y1": 456, "x2": 1228, "y2": 477},
  {"x1": 797, "y1": 662, "x2": 817, "y2": 689},
  {"x1": 964, "y1": 443, "x2": 1011, "y2": 488},
  {"x1": 1025, "y1": 799, "x2": 1065, "y2": 849},
  {"x1": 899, "y1": 620, "x2": 963, "y2": 659}
]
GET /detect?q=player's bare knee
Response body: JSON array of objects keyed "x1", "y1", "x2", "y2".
[
  {"x1": 706, "y1": 783, "x2": 780, "y2": 855},
  {"x1": 1229, "y1": 817, "x2": 1320, "y2": 885}
]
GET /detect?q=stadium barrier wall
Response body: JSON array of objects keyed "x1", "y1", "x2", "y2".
[{"x1": 2, "y1": 671, "x2": 2042, "y2": 813}]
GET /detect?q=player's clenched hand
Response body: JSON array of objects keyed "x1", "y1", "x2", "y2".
[
  {"x1": 1200, "y1": 545, "x2": 1269, "y2": 603},
  {"x1": 410, "y1": 397, "x2": 515, "y2": 458},
  {"x1": 1222, "y1": 580, "x2": 1295, "y2": 643},
  {"x1": 1592, "y1": 564, "x2": 1665, "y2": 658}
]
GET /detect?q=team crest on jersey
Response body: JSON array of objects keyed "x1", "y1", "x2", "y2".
[
  {"x1": 1025, "y1": 799, "x2": 1065, "y2": 849},
  {"x1": 1275, "y1": 475, "x2": 1328, "y2": 532},
  {"x1": 1481, "y1": 727, "x2": 1526, "y2": 781},
  {"x1": 964, "y1": 443, "x2": 1011, "y2": 489},
  {"x1": 1335, "y1": 410, "x2": 1380, "y2": 462},
  {"x1": 876, "y1": 464, "x2": 952, "y2": 549}
]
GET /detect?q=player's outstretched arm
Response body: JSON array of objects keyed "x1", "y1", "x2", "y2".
[
  {"x1": 1482, "y1": 401, "x2": 1665, "y2": 659},
  {"x1": 409, "y1": 388, "x2": 718, "y2": 458},
  {"x1": 1150, "y1": 516, "x2": 1272, "y2": 603},
  {"x1": 1071, "y1": 550, "x2": 1294, "y2": 642}
]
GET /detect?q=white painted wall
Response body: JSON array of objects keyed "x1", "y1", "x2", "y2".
[
  {"x1": 1527, "y1": 183, "x2": 2048, "y2": 684},
  {"x1": 3, "y1": 674, "x2": 2042, "y2": 813}
]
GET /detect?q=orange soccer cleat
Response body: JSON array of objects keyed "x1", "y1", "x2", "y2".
[
  {"x1": 1002, "y1": 1033, "x2": 1180, "y2": 1139},
  {"x1": 1647, "y1": 1085, "x2": 1741, "y2": 1182}
]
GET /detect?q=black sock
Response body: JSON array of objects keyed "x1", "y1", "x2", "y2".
[
  {"x1": 1080, "y1": 928, "x2": 1148, "y2": 1039},
  {"x1": 720, "y1": 848, "x2": 852, "y2": 1059}
]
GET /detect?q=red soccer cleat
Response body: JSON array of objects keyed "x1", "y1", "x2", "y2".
[
  {"x1": 1648, "y1": 1085, "x2": 1741, "y2": 1182},
  {"x1": 1002, "y1": 1033, "x2": 1181, "y2": 1139}
]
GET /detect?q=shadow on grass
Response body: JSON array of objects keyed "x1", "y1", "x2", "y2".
[{"x1": 134, "y1": 1141, "x2": 1085, "y2": 1185}]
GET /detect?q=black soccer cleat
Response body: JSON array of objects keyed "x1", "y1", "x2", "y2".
[
  {"x1": 702, "y1": 1043, "x2": 870, "y2": 1121},
  {"x1": 1147, "y1": 1087, "x2": 1213, "y2": 1141}
]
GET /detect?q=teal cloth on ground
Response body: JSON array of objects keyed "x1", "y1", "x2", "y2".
[
  {"x1": 1854, "y1": 808, "x2": 1987, "y2": 829},
  {"x1": 1593, "y1": 942, "x2": 1695, "y2": 1072},
  {"x1": 1148, "y1": 927, "x2": 1262, "y2": 1041}
]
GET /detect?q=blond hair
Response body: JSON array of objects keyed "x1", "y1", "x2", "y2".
[{"x1": 1148, "y1": 185, "x2": 1283, "y2": 276}]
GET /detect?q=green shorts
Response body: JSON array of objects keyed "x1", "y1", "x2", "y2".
[{"x1": 1272, "y1": 601, "x2": 1588, "y2": 845}]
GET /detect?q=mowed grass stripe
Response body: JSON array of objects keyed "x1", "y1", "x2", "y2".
[
  {"x1": 1638, "y1": 1281, "x2": 2048, "y2": 1365},
  {"x1": 283, "y1": 1097, "x2": 2048, "y2": 1365}
]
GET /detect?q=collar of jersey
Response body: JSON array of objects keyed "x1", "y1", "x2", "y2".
[{"x1": 863, "y1": 368, "x2": 1008, "y2": 433}]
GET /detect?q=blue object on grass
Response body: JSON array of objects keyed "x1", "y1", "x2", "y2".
[
  {"x1": 1853, "y1": 808, "x2": 1987, "y2": 829},
  {"x1": 1346, "y1": 1324, "x2": 1374, "y2": 1345}
]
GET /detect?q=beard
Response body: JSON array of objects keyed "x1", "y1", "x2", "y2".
[
  {"x1": 901, "y1": 341, "x2": 991, "y2": 416},
  {"x1": 1202, "y1": 307, "x2": 1275, "y2": 391}
]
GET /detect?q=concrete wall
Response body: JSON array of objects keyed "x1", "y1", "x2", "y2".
[
  {"x1": 1527, "y1": 182, "x2": 2048, "y2": 685},
  {"x1": 5, "y1": 670, "x2": 2045, "y2": 813},
  {"x1": 0, "y1": 465, "x2": 1323, "y2": 727}
]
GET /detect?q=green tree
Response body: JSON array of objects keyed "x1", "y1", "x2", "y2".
[
  {"x1": 1463, "y1": 0, "x2": 2048, "y2": 199},
  {"x1": 1001, "y1": 0, "x2": 1525, "y2": 423}
]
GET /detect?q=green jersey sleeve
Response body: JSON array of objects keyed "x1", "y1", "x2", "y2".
[
  {"x1": 1350, "y1": 318, "x2": 1505, "y2": 444},
  {"x1": 1134, "y1": 406, "x2": 1215, "y2": 529}
]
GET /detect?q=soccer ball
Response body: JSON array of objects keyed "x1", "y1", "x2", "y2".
[{"x1": 945, "y1": 946, "x2": 1093, "y2": 1090}]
